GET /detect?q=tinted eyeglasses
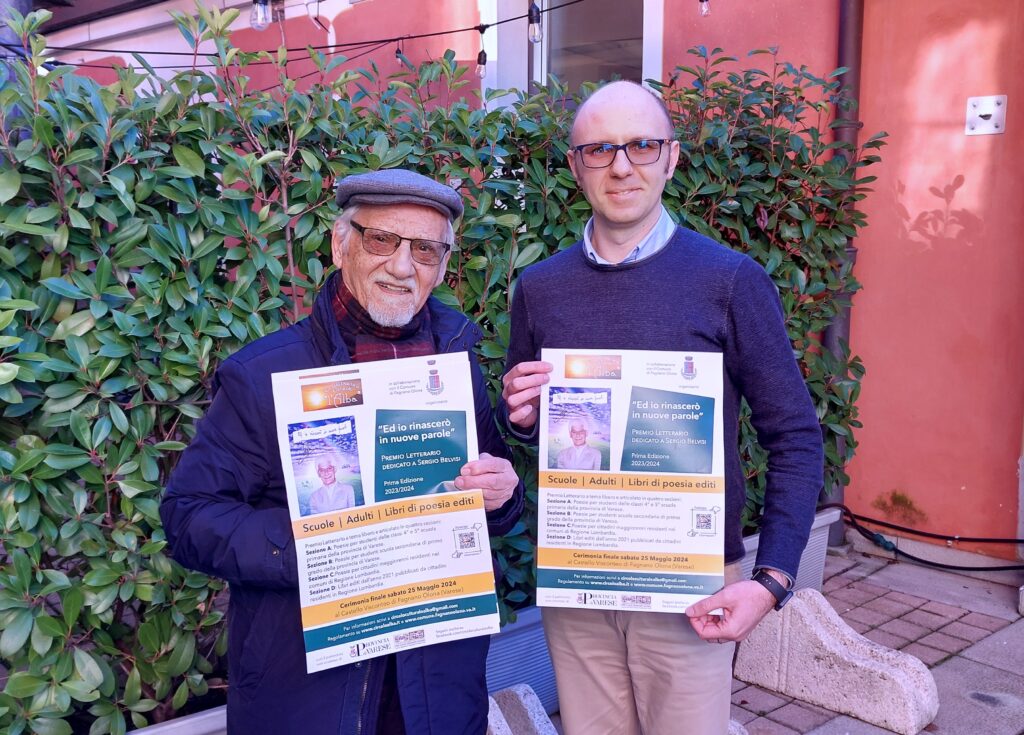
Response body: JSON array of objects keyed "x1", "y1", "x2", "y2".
[
  {"x1": 572, "y1": 139, "x2": 672, "y2": 169},
  {"x1": 350, "y1": 221, "x2": 451, "y2": 266}
]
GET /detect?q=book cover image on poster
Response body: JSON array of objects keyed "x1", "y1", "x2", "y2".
[
  {"x1": 621, "y1": 386, "x2": 715, "y2": 474},
  {"x1": 546, "y1": 387, "x2": 611, "y2": 471},
  {"x1": 375, "y1": 409, "x2": 469, "y2": 501},
  {"x1": 287, "y1": 416, "x2": 364, "y2": 516}
]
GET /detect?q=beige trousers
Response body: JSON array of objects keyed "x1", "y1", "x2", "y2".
[{"x1": 542, "y1": 563, "x2": 742, "y2": 735}]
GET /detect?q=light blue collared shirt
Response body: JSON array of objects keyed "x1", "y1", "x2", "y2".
[{"x1": 582, "y1": 206, "x2": 677, "y2": 265}]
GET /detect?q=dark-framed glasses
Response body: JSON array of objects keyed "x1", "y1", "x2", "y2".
[
  {"x1": 572, "y1": 138, "x2": 672, "y2": 169},
  {"x1": 350, "y1": 221, "x2": 451, "y2": 266}
]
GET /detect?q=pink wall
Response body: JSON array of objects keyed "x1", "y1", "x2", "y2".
[
  {"x1": 849, "y1": 0, "x2": 1024, "y2": 559},
  {"x1": 662, "y1": 0, "x2": 838, "y2": 79}
]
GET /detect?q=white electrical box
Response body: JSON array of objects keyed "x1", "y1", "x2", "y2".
[{"x1": 965, "y1": 95, "x2": 1007, "y2": 136}]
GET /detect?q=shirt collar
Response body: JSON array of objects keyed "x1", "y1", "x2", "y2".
[{"x1": 583, "y1": 206, "x2": 676, "y2": 265}]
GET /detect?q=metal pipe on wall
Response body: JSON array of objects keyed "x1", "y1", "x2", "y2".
[{"x1": 823, "y1": 0, "x2": 864, "y2": 547}]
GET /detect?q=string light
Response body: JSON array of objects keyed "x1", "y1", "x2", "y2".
[
  {"x1": 528, "y1": 2, "x2": 542, "y2": 44},
  {"x1": 250, "y1": 0, "x2": 271, "y2": 31},
  {"x1": 698, "y1": 0, "x2": 711, "y2": 16},
  {"x1": 475, "y1": 24, "x2": 487, "y2": 79}
]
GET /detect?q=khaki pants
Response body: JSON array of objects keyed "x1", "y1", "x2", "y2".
[{"x1": 542, "y1": 563, "x2": 742, "y2": 735}]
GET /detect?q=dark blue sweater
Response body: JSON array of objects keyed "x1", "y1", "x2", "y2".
[{"x1": 504, "y1": 227, "x2": 824, "y2": 577}]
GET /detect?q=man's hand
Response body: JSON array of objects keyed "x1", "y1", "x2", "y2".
[
  {"x1": 453, "y1": 453, "x2": 518, "y2": 511},
  {"x1": 685, "y1": 577, "x2": 781, "y2": 643},
  {"x1": 501, "y1": 361, "x2": 553, "y2": 430}
]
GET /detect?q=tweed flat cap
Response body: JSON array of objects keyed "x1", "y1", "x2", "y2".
[{"x1": 335, "y1": 169, "x2": 464, "y2": 222}]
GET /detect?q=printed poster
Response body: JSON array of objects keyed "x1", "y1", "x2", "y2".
[
  {"x1": 536, "y1": 349, "x2": 725, "y2": 613},
  {"x1": 272, "y1": 352, "x2": 500, "y2": 672}
]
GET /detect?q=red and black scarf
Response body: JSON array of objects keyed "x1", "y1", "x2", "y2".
[{"x1": 331, "y1": 276, "x2": 436, "y2": 363}]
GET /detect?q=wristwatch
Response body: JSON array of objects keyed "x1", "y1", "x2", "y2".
[{"x1": 751, "y1": 569, "x2": 793, "y2": 610}]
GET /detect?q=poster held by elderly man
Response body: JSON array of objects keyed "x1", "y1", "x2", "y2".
[
  {"x1": 536, "y1": 348, "x2": 726, "y2": 613},
  {"x1": 272, "y1": 352, "x2": 500, "y2": 672}
]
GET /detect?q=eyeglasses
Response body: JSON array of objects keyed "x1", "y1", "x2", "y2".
[
  {"x1": 350, "y1": 221, "x2": 451, "y2": 266},
  {"x1": 571, "y1": 139, "x2": 672, "y2": 169}
]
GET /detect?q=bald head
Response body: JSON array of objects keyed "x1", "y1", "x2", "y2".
[{"x1": 570, "y1": 81, "x2": 674, "y2": 146}]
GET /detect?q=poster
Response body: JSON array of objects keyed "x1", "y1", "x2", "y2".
[
  {"x1": 272, "y1": 352, "x2": 500, "y2": 672},
  {"x1": 536, "y1": 349, "x2": 725, "y2": 613}
]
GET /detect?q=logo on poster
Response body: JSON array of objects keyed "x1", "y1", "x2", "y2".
[
  {"x1": 426, "y1": 368, "x2": 444, "y2": 395},
  {"x1": 349, "y1": 638, "x2": 392, "y2": 658},
  {"x1": 576, "y1": 592, "x2": 617, "y2": 607},
  {"x1": 681, "y1": 356, "x2": 697, "y2": 380}
]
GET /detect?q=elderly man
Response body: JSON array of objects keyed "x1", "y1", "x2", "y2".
[
  {"x1": 161, "y1": 169, "x2": 524, "y2": 735},
  {"x1": 307, "y1": 458, "x2": 356, "y2": 513},
  {"x1": 556, "y1": 421, "x2": 602, "y2": 470},
  {"x1": 500, "y1": 81, "x2": 823, "y2": 735}
]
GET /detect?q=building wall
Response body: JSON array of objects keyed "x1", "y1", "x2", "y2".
[{"x1": 850, "y1": 0, "x2": 1024, "y2": 560}]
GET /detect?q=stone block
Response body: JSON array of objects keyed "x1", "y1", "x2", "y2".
[
  {"x1": 493, "y1": 684, "x2": 558, "y2": 735},
  {"x1": 728, "y1": 720, "x2": 750, "y2": 735},
  {"x1": 734, "y1": 589, "x2": 938, "y2": 735},
  {"x1": 487, "y1": 696, "x2": 514, "y2": 735}
]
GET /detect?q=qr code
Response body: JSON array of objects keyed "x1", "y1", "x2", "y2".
[
  {"x1": 451, "y1": 523, "x2": 483, "y2": 557},
  {"x1": 695, "y1": 513, "x2": 713, "y2": 530},
  {"x1": 688, "y1": 506, "x2": 720, "y2": 537},
  {"x1": 394, "y1": 630, "x2": 426, "y2": 649}
]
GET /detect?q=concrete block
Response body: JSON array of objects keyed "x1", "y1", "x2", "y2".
[
  {"x1": 493, "y1": 684, "x2": 558, "y2": 735},
  {"x1": 727, "y1": 720, "x2": 749, "y2": 735},
  {"x1": 487, "y1": 696, "x2": 514, "y2": 735},
  {"x1": 734, "y1": 589, "x2": 938, "y2": 735}
]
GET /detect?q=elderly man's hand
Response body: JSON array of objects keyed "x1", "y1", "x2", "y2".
[
  {"x1": 685, "y1": 579, "x2": 779, "y2": 643},
  {"x1": 501, "y1": 361, "x2": 553, "y2": 430},
  {"x1": 453, "y1": 452, "x2": 518, "y2": 511}
]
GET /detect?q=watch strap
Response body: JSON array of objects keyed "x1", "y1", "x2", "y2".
[{"x1": 751, "y1": 569, "x2": 793, "y2": 610}]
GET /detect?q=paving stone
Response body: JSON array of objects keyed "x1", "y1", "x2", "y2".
[
  {"x1": 732, "y1": 685, "x2": 790, "y2": 714},
  {"x1": 733, "y1": 678, "x2": 749, "y2": 693},
  {"x1": 841, "y1": 618, "x2": 871, "y2": 635},
  {"x1": 960, "y1": 611, "x2": 1013, "y2": 632},
  {"x1": 938, "y1": 620, "x2": 989, "y2": 643},
  {"x1": 731, "y1": 705, "x2": 758, "y2": 725},
  {"x1": 901, "y1": 608, "x2": 949, "y2": 630},
  {"x1": 841, "y1": 606, "x2": 890, "y2": 627},
  {"x1": 822, "y1": 576, "x2": 850, "y2": 594},
  {"x1": 900, "y1": 642, "x2": 949, "y2": 668},
  {"x1": 735, "y1": 590, "x2": 938, "y2": 735},
  {"x1": 880, "y1": 590, "x2": 927, "y2": 608},
  {"x1": 877, "y1": 618, "x2": 929, "y2": 642},
  {"x1": 847, "y1": 581, "x2": 889, "y2": 598},
  {"x1": 866, "y1": 563, "x2": 1020, "y2": 620},
  {"x1": 929, "y1": 656, "x2": 1024, "y2": 735},
  {"x1": 918, "y1": 600, "x2": 968, "y2": 620},
  {"x1": 862, "y1": 596, "x2": 915, "y2": 618},
  {"x1": 806, "y1": 715, "x2": 902, "y2": 734},
  {"x1": 862, "y1": 628, "x2": 909, "y2": 650},
  {"x1": 766, "y1": 702, "x2": 834, "y2": 732},
  {"x1": 916, "y1": 631, "x2": 969, "y2": 654},
  {"x1": 960, "y1": 618, "x2": 1024, "y2": 675},
  {"x1": 823, "y1": 556, "x2": 857, "y2": 579},
  {"x1": 744, "y1": 717, "x2": 800, "y2": 734},
  {"x1": 827, "y1": 587, "x2": 880, "y2": 606}
]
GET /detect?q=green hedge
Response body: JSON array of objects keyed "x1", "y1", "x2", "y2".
[{"x1": 0, "y1": 6, "x2": 881, "y2": 733}]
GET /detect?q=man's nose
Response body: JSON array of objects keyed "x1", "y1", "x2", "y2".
[
  {"x1": 608, "y1": 147, "x2": 634, "y2": 176},
  {"x1": 385, "y1": 240, "x2": 417, "y2": 278}
]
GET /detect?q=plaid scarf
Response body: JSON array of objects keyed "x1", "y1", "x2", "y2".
[{"x1": 331, "y1": 276, "x2": 436, "y2": 363}]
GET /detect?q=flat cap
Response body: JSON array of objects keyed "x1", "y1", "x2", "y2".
[{"x1": 335, "y1": 169, "x2": 464, "y2": 222}]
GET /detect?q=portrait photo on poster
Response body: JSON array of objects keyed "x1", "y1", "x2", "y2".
[
  {"x1": 287, "y1": 416, "x2": 365, "y2": 516},
  {"x1": 546, "y1": 386, "x2": 612, "y2": 471}
]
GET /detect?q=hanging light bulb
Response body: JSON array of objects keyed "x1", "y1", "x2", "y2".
[
  {"x1": 698, "y1": 0, "x2": 711, "y2": 16},
  {"x1": 475, "y1": 49, "x2": 487, "y2": 79},
  {"x1": 250, "y1": 0, "x2": 271, "y2": 30},
  {"x1": 528, "y1": 2, "x2": 543, "y2": 45}
]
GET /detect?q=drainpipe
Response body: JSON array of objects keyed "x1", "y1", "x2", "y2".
[{"x1": 823, "y1": 0, "x2": 864, "y2": 547}]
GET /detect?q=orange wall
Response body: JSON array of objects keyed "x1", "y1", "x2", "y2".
[
  {"x1": 849, "y1": 0, "x2": 1024, "y2": 559},
  {"x1": 662, "y1": 0, "x2": 837, "y2": 77}
]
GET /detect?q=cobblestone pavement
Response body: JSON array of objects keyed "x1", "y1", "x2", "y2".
[{"x1": 731, "y1": 553, "x2": 1024, "y2": 735}]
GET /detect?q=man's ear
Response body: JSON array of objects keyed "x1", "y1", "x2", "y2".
[
  {"x1": 666, "y1": 140, "x2": 681, "y2": 174},
  {"x1": 433, "y1": 250, "x2": 452, "y2": 289},
  {"x1": 331, "y1": 222, "x2": 347, "y2": 270},
  {"x1": 567, "y1": 150, "x2": 580, "y2": 184}
]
